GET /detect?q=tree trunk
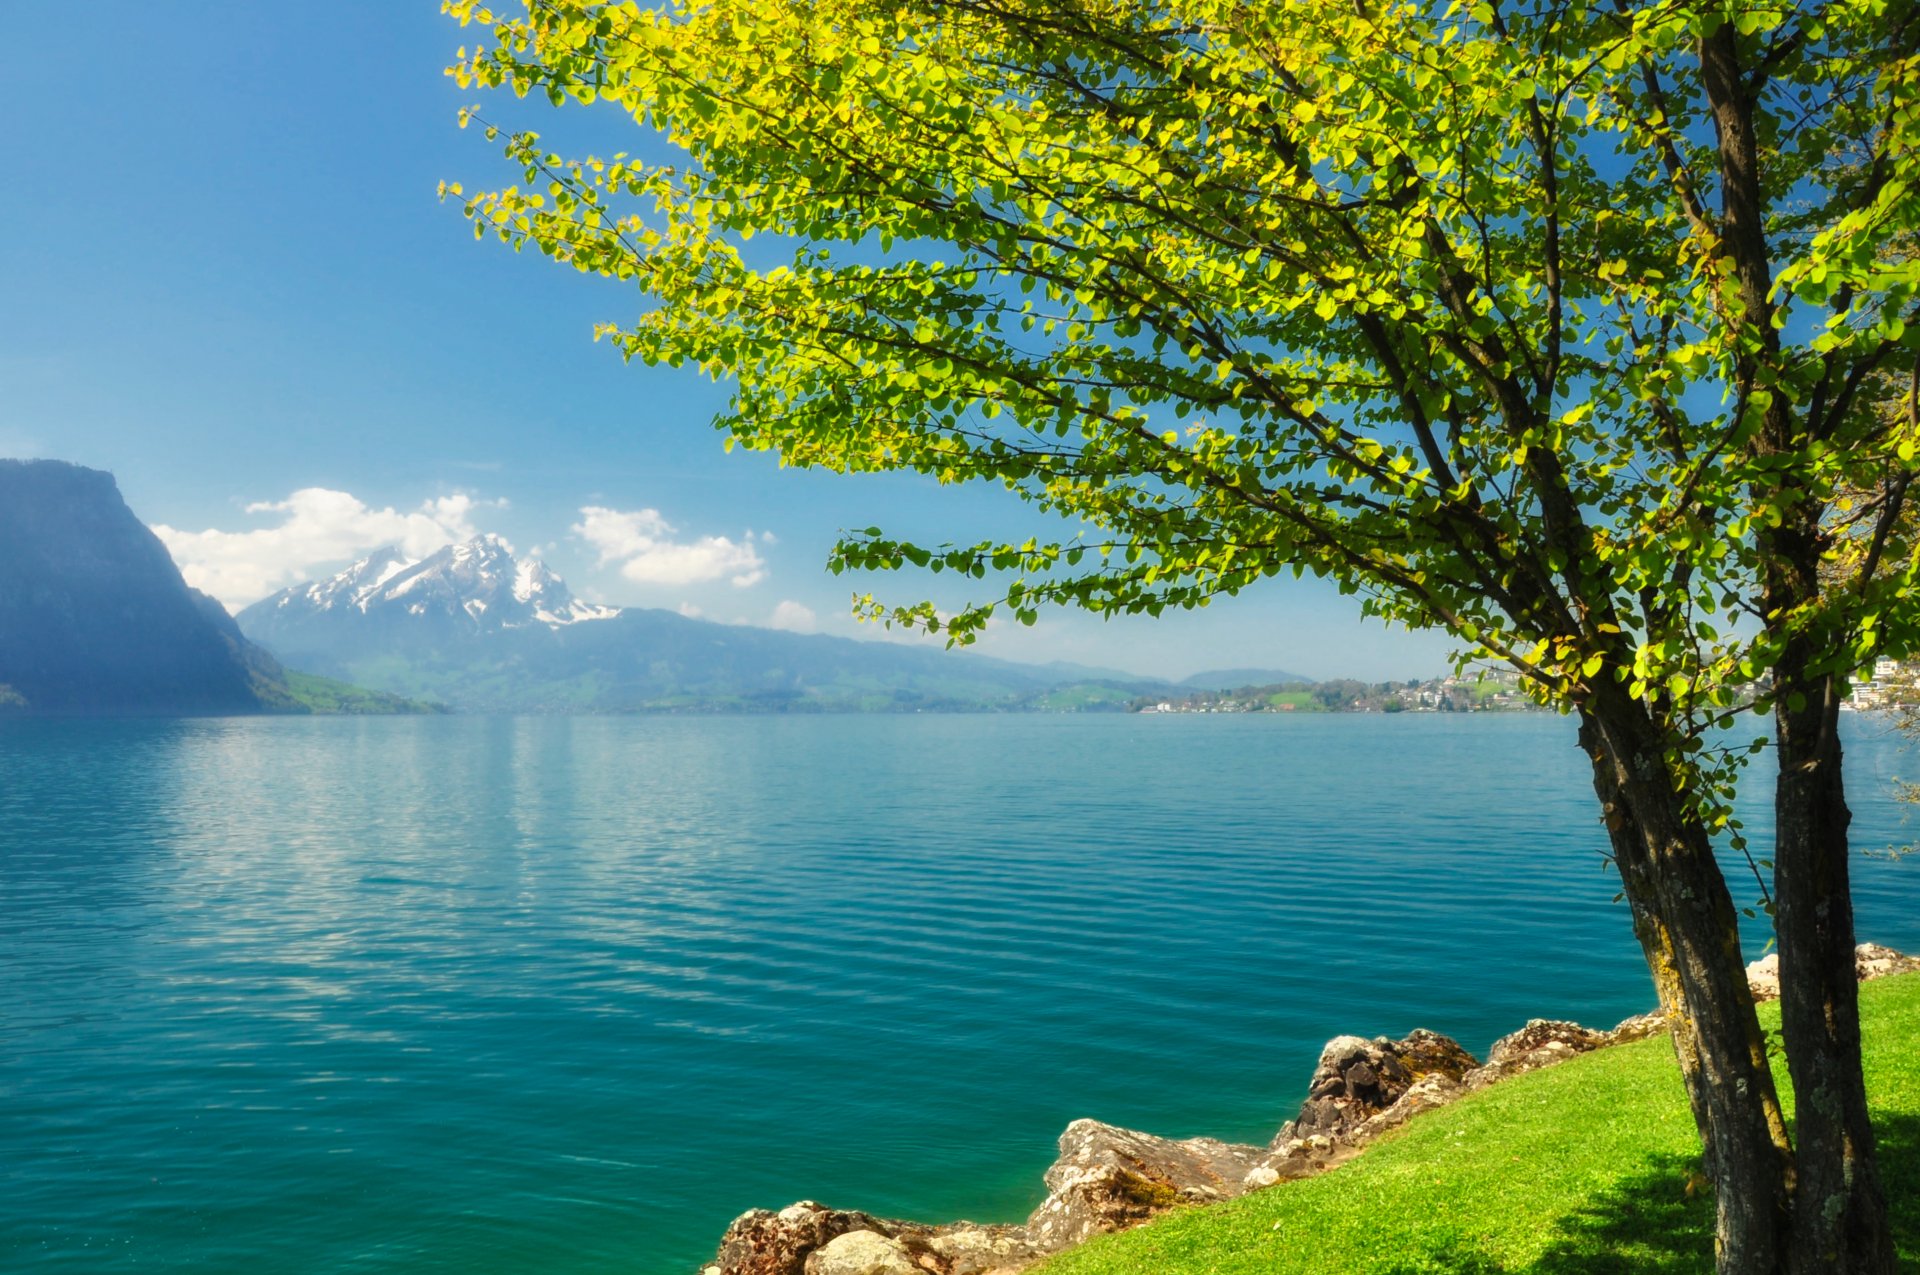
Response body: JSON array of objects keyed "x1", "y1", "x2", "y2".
[
  {"x1": 1774, "y1": 662, "x2": 1895, "y2": 1273},
  {"x1": 1579, "y1": 694, "x2": 1793, "y2": 1273}
]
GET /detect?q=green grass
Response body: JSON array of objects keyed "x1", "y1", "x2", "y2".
[{"x1": 1040, "y1": 974, "x2": 1920, "y2": 1274}]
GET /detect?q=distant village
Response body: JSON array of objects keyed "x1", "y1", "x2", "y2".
[
  {"x1": 1136, "y1": 659, "x2": 1920, "y2": 716},
  {"x1": 1135, "y1": 669, "x2": 1539, "y2": 714},
  {"x1": 1843, "y1": 658, "x2": 1920, "y2": 712}
]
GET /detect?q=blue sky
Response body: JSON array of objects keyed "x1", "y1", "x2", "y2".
[{"x1": 2, "y1": 2, "x2": 1454, "y2": 680}]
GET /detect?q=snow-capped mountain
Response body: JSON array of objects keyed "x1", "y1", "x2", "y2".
[
  {"x1": 236, "y1": 534, "x2": 1156, "y2": 713},
  {"x1": 245, "y1": 535, "x2": 618, "y2": 641}
]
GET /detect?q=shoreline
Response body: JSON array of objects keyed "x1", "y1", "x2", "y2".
[{"x1": 700, "y1": 944, "x2": 1920, "y2": 1275}]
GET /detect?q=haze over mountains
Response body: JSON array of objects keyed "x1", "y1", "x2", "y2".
[
  {"x1": 0, "y1": 457, "x2": 1325, "y2": 715},
  {"x1": 237, "y1": 535, "x2": 1167, "y2": 713}
]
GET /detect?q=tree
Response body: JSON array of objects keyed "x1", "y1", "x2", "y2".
[{"x1": 443, "y1": 1, "x2": 1920, "y2": 1268}]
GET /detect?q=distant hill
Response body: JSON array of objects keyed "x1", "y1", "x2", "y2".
[
  {"x1": 1177, "y1": 667, "x2": 1314, "y2": 691},
  {"x1": 0, "y1": 459, "x2": 444, "y2": 717},
  {"x1": 0, "y1": 459, "x2": 299, "y2": 715},
  {"x1": 238, "y1": 538, "x2": 1161, "y2": 713}
]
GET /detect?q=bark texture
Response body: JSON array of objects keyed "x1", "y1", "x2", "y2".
[
  {"x1": 1697, "y1": 20, "x2": 1897, "y2": 1270},
  {"x1": 1580, "y1": 698, "x2": 1792, "y2": 1273},
  {"x1": 1772, "y1": 619, "x2": 1895, "y2": 1274}
]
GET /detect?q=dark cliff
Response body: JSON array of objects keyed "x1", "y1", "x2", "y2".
[{"x1": 0, "y1": 459, "x2": 294, "y2": 714}]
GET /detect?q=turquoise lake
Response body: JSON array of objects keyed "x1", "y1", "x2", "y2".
[{"x1": 5, "y1": 713, "x2": 1919, "y2": 1273}]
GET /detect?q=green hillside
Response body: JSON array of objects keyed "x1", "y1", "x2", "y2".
[
  {"x1": 1042, "y1": 975, "x2": 1920, "y2": 1274},
  {"x1": 281, "y1": 670, "x2": 445, "y2": 715}
]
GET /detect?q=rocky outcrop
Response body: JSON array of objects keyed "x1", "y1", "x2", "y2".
[
  {"x1": 705, "y1": 1203, "x2": 899, "y2": 1275},
  {"x1": 1275, "y1": 1029, "x2": 1480, "y2": 1146},
  {"x1": 1855, "y1": 943, "x2": 1920, "y2": 981},
  {"x1": 804, "y1": 1232, "x2": 919, "y2": 1275},
  {"x1": 1605, "y1": 1010, "x2": 1671, "y2": 1045},
  {"x1": 701, "y1": 1202, "x2": 1041, "y2": 1275},
  {"x1": 1025, "y1": 1120, "x2": 1268, "y2": 1251},
  {"x1": 1256, "y1": 1029, "x2": 1481, "y2": 1179},
  {"x1": 703, "y1": 949, "x2": 1918, "y2": 1275},
  {"x1": 910, "y1": 1224, "x2": 1046, "y2": 1275},
  {"x1": 1464, "y1": 1019, "x2": 1608, "y2": 1089},
  {"x1": 1746, "y1": 942, "x2": 1920, "y2": 1002}
]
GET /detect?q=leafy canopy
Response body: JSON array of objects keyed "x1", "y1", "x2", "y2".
[{"x1": 445, "y1": 0, "x2": 1920, "y2": 802}]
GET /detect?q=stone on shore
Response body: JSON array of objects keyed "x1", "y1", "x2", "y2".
[
  {"x1": 1024, "y1": 1118, "x2": 1268, "y2": 1250},
  {"x1": 1464, "y1": 1019, "x2": 1608, "y2": 1089},
  {"x1": 706, "y1": 1202, "x2": 1042, "y2": 1275},
  {"x1": 706, "y1": 945, "x2": 1917, "y2": 1275},
  {"x1": 1857, "y1": 943, "x2": 1920, "y2": 981},
  {"x1": 1274, "y1": 1029, "x2": 1480, "y2": 1146},
  {"x1": 918, "y1": 1224, "x2": 1046, "y2": 1275},
  {"x1": 1261, "y1": 1029, "x2": 1479, "y2": 1179},
  {"x1": 1747, "y1": 953, "x2": 1782, "y2": 1001},
  {"x1": 708, "y1": 1202, "x2": 900, "y2": 1275},
  {"x1": 804, "y1": 1231, "x2": 920, "y2": 1275},
  {"x1": 1604, "y1": 1010, "x2": 1670, "y2": 1044},
  {"x1": 1747, "y1": 942, "x2": 1920, "y2": 1002}
]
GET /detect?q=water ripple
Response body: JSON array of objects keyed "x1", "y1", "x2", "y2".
[{"x1": 2, "y1": 714, "x2": 1916, "y2": 1274}]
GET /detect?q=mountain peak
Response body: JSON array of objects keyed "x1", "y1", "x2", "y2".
[{"x1": 240, "y1": 537, "x2": 618, "y2": 642}]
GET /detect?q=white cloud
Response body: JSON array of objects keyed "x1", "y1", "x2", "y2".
[
  {"x1": 573, "y1": 505, "x2": 767, "y2": 588},
  {"x1": 676, "y1": 601, "x2": 705, "y2": 619},
  {"x1": 768, "y1": 600, "x2": 818, "y2": 633},
  {"x1": 154, "y1": 488, "x2": 501, "y2": 610}
]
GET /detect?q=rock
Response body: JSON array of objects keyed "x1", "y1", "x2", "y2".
[
  {"x1": 1857, "y1": 943, "x2": 1920, "y2": 982},
  {"x1": 1487, "y1": 1019, "x2": 1607, "y2": 1066},
  {"x1": 711, "y1": 1204, "x2": 1041, "y2": 1275},
  {"x1": 710, "y1": 960, "x2": 1920, "y2": 1275},
  {"x1": 1274, "y1": 1029, "x2": 1479, "y2": 1146},
  {"x1": 1242, "y1": 1164, "x2": 1282, "y2": 1189},
  {"x1": 804, "y1": 1232, "x2": 920, "y2": 1275},
  {"x1": 1463, "y1": 1019, "x2": 1607, "y2": 1089},
  {"x1": 1349, "y1": 1072, "x2": 1465, "y2": 1141},
  {"x1": 917, "y1": 1224, "x2": 1044, "y2": 1275},
  {"x1": 1747, "y1": 944, "x2": 1918, "y2": 1004},
  {"x1": 712, "y1": 1202, "x2": 899, "y2": 1275},
  {"x1": 1024, "y1": 1118, "x2": 1266, "y2": 1251},
  {"x1": 1604, "y1": 1010, "x2": 1670, "y2": 1044}
]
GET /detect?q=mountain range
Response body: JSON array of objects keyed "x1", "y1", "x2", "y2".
[
  {"x1": 0, "y1": 457, "x2": 1319, "y2": 715},
  {"x1": 237, "y1": 536, "x2": 1162, "y2": 713}
]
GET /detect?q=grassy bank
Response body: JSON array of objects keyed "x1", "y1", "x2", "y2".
[{"x1": 1041, "y1": 974, "x2": 1920, "y2": 1274}]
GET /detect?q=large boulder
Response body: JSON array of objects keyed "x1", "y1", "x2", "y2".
[
  {"x1": 1603, "y1": 1010, "x2": 1670, "y2": 1045},
  {"x1": 706, "y1": 1203, "x2": 901, "y2": 1275},
  {"x1": 804, "y1": 1232, "x2": 921, "y2": 1275},
  {"x1": 1274, "y1": 1029, "x2": 1480, "y2": 1146},
  {"x1": 1857, "y1": 943, "x2": 1920, "y2": 982},
  {"x1": 1024, "y1": 1119, "x2": 1267, "y2": 1251},
  {"x1": 1748, "y1": 943, "x2": 1919, "y2": 1003},
  {"x1": 707, "y1": 1202, "x2": 1041, "y2": 1275},
  {"x1": 915, "y1": 1225, "x2": 1044, "y2": 1275},
  {"x1": 1258, "y1": 1029, "x2": 1479, "y2": 1182},
  {"x1": 1464, "y1": 1019, "x2": 1608, "y2": 1089},
  {"x1": 1747, "y1": 953, "x2": 1782, "y2": 1002}
]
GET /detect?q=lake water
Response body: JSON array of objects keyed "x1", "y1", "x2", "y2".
[{"x1": 4, "y1": 713, "x2": 1918, "y2": 1274}]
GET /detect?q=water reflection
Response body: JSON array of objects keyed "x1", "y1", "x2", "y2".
[{"x1": 1, "y1": 714, "x2": 1916, "y2": 1275}]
